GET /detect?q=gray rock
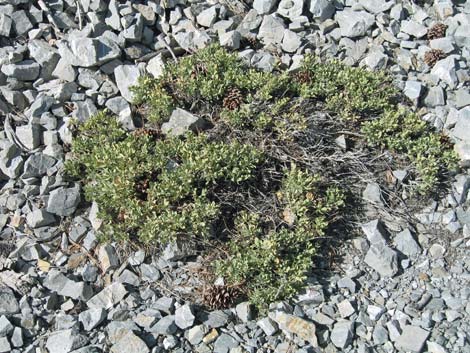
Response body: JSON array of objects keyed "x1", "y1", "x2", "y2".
[
  {"x1": 404, "y1": 80, "x2": 423, "y2": 101},
  {"x1": 427, "y1": 341, "x2": 447, "y2": 353},
  {"x1": 53, "y1": 58, "x2": 77, "y2": 82},
  {"x1": 110, "y1": 331, "x2": 149, "y2": 353},
  {"x1": 363, "y1": 182, "x2": 384, "y2": 205},
  {"x1": 0, "y1": 286, "x2": 19, "y2": 315},
  {"x1": 11, "y1": 10, "x2": 32, "y2": 36},
  {"x1": 367, "y1": 305, "x2": 384, "y2": 321},
  {"x1": 373, "y1": 325, "x2": 388, "y2": 345},
  {"x1": 236, "y1": 302, "x2": 254, "y2": 322},
  {"x1": 196, "y1": 6, "x2": 218, "y2": 28},
  {"x1": 312, "y1": 312, "x2": 335, "y2": 326},
  {"x1": 105, "y1": 0, "x2": 121, "y2": 30},
  {"x1": 175, "y1": 304, "x2": 195, "y2": 329},
  {"x1": 309, "y1": 0, "x2": 335, "y2": 21},
  {"x1": 253, "y1": 0, "x2": 278, "y2": 15},
  {"x1": 174, "y1": 30, "x2": 211, "y2": 51},
  {"x1": 394, "y1": 229, "x2": 421, "y2": 257},
  {"x1": 386, "y1": 320, "x2": 401, "y2": 341},
  {"x1": 434, "y1": 0, "x2": 454, "y2": 19},
  {"x1": 277, "y1": 0, "x2": 304, "y2": 20},
  {"x1": 161, "y1": 109, "x2": 207, "y2": 137},
  {"x1": 119, "y1": 270, "x2": 140, "y2": 286},
  {"x1": 429, "y1": 243, "x2": 446, "y2": 259},
  {"x1": 431, "y1": 56, "x2": 459, "y2": 89},
  {"x1": 395, "y1": 325, "x2": 430, "y2": 352},
  {"x1": 202, "y1": 310, "x2": 230, "y2": 328},
  {"x1": 281, "y1": 29, "x2": 302, "y2": 53},
  {"x1": 26, "y1": 209, "x2": 56, "y2": 228},
  {"x1": 219, "y1": 30, "x2": 241, "y2": 50},
  {"x1": 0, "y1": 14, "x2": 12, "y2": 37},
  {"x1": 97, "y1": 244, "x2": 119, "y2": 273},
  {"x1": 1, "y1": 60, "x2": 40, "y2": 81},
  {"x1": 15, "y1": 124, "x2": 41, "y2": 150},
  {"x1": 336, "y1": 9, "x2": 375, "y2": 38},
  {"x1": 330, "y1": 320, "x2": 354, "y2": 349},
  {"x1": 364, "y1": 244, "x2": 399, "y2": 277},
  {"x1": 162, "y1": 336, "x2": 178, "y2": 350},
  {"x1": 0, "y1": 315, "x2": 13, "y2": 336},
  {"x1": 0, "y1": 142, "x2": 23, "y2": 178},
  {"x1": 0, "y1": 337, "x2": 10, "y2": 353},
  {"x1": 361, "y1": 219, "x2": 387, "y2": 246},
  {"x1": 106, "y1": 321, "x2": 140, "y2": 344},
  {"x1": 87, "y1": 283, "x2": 128, "y2": 309},
  {"x1": 258, "y1": 14, "x2": 285, "y2": 45},
  {"x1": 429, "y1": 37, "x2": 455, "y2": 54},
  {"x1": 46, "y1": 329, "x2": 88, "y2": 353},
  {"x1": 337, "y1": 277, "x2": 356, "y2": 293},
  {"x1": 153, "y1": 297, "x2": 175, "y2": 314},
  {"x1": 114, "y1": 64, "x2": 141, "y2": 103},
  {"x1": 73, "y1": 99, "x2": 98, "y2": 122},
  {"x1": 455, "y1": 89, "x2": 470, "y2": 109},
  {"x1": 28, "y1": 40, "x2": 60, "y2": 79},
  {"x1": 43, "y1": 270, "x2": 93, "y2": 301},
  {"x1": 140, "y1": 263, "x2": 161, "y2": 282},
  {"x1": 122, "y1": 14, "x2": 144, "y2": 42},
  {"x1": 452, "y1": 107, "x2": 470, "y2": 142},
  {"x1": 257, "y1": 317, "x2": 279, "y2": 336},
  {"x1": 46, "y1": 185, "x2": 81, "y2": 216},
  {"x1": 269, "y1": 311, "x2": 317, "y2": 345},
  {"x1": 251, "y1": 51, "x2": 276, "y2": 72},
  {"x1": 57, "y1": 37, "x2": 121, "y2": 68},
  {"x1": 10, "y1": 327, "x2": 22, "y2": 348},
  {"x1": 401, "y1": 20, "x2": 427, "y2": 38},
  {"x1": 295, "y1": 287, "x2": 324, "y2": 305},
  {"x1": 146, "y1": 54, "x2": 165, "y2": 78},
  {"x1": 26, "y1": 94, "x2": 55, "y2": 118},
  {"x1": 362, "y1": 51, "x2": 388, "y2": 70},
  {"x1": 359, "y1": 0, "x2": 394, "y2": 14},
  {"x1": 187, "y1": 325, "x2": 207, "y2": 345},
  {"x1": 213, "y1": 333, "x2": 239, "y2": 353},
  {"x1": 337, "y1": 300, "x2": 355, "y2": 318},
  {"x1": 424, "y1": 86, "x2": 445, "y2": 107},
  {"x1": 150, "y1": 315, "x2": 178, "y2": 335},
  {"x1": 79, "y1": 308, "x2": 106, "y2": 331}
]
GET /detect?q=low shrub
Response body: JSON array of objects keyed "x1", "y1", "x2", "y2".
[{"x1": 66, "y1": 45, "x2": 456, "y2": 310}]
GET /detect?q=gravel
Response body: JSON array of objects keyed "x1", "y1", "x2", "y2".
[{"x1": 0, "y1": 1, "x2": 469, "y2": 352}]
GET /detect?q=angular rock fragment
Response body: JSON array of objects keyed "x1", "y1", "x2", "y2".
[
  {"x1": 270, "y1": 311, "x2": 317, "y2": 345},
  {"x1": 395, "y1": 325, "x2": 430, "y2": 352},
  {"x1": 114, "y1": 64, "x2": 142, "y2": 103},
  {"x1": 364, "y1": 244, "x2": 399, "y2": 277},
  {"x1": 87, "y1": 283, "x2": 128, "y2": 310},
  {"x1": 161, "y1": 109, "x2": 208, "y2": 137},
  {"x1": 336, "y1": 9, "x2": 374, "y2": 38},
  {"x1": 46, "y1": 185, "x2": 81, "y2": 217}
]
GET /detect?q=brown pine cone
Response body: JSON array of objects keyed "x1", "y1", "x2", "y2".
[
  {"x1": 203, "y1": 285, "x2": 242, "y2": 310},
  {"x1": 427, "y1": 23, "x2": 447, "y2": 40},
  {"x1": 424, "y1": 49, "x2": 446, "y2": 67},
  {"x1": 294, "y1": 71, "x2": 312, "y2": 84},
  {"x1": 223, "y1": 87, "x2": 243, "y2": 110},
  {"x1": 190, "y1": 62, "x2": 208, "y2": 79},
  {"x1": 132, "y1": 128, "x2": 161, "y2": 139}
]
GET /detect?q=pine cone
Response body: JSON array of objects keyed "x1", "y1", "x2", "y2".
[
  {"x1": 132, "y1": 128, "x2": 161, "y2": 139},
  {"x1": 190, "y1": 62, "x2": 208, "y2": 79},
  {"x1": 427, "y1": 23, "x2": 447, "y2": 40},
  {"x1": 294, "y1": 71, "x2": 311, "y2": 84},
  {"x1": 223, "y1": 87, "x2": 243, "y2": 110},
  {"x1": 424, "y1": 49, "x2": 446, "y2": 67},
  {"x1": 203, "y1": 285, "x2": 242, "y2": 310}
]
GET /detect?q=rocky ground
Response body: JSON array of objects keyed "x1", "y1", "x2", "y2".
[{"x1": 0, "y1": 0, "x2": 470, "y2": 352}]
